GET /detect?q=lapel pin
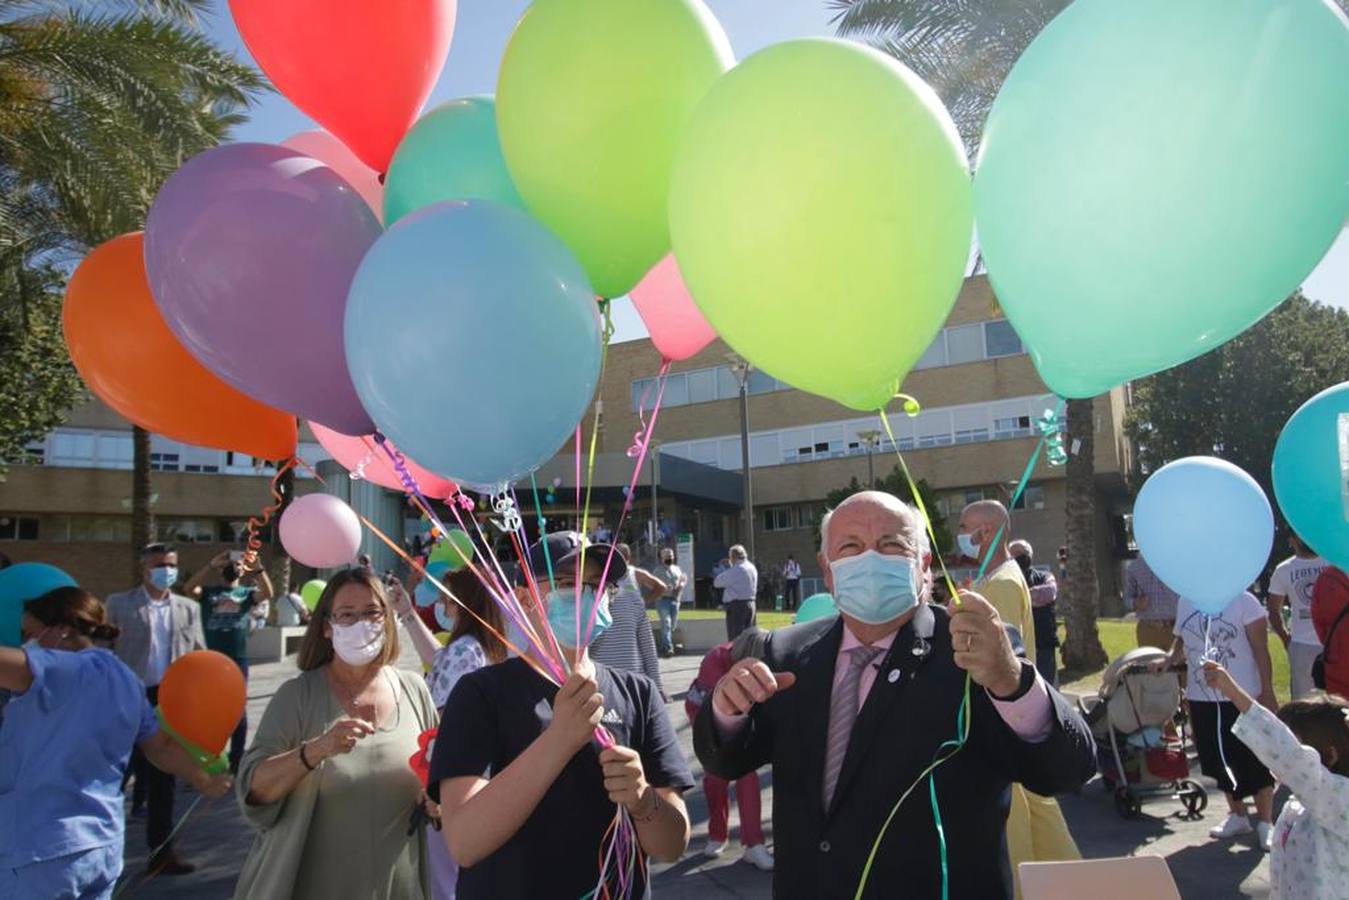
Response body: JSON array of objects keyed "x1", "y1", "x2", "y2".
[{"x1": 887, "y1": 669, "x2": 901, "y2": 684}]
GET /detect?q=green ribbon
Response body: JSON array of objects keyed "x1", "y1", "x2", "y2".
[{"x1": 155, "y1": 707, "x2": 229, "y2": 776}]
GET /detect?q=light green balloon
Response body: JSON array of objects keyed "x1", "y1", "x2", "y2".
[
  {"x1": 496, "y1": 0, "x2": 733, "y2": 299},
  {"x1": 383, "y1": 97, "x2": 525, "y2": 226},
  {"x1": 300, "y1": 579, "x2": 326, "y2": 611},
  {"x1": 975, "y1": 0, "x2": 1349, "y2": 399},
  {"x1": 428, "y1": 528, "x2": 475, "y2": 571},
  {"x1": 794, "y1": 593, "x2": 837, "y2": 625},
  {"x1": 669, "y1": 39, "x2": 973, "y2": 412}
]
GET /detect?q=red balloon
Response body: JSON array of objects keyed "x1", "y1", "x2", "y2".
[
  {"x1": 230, "y1": 0, "x2": 456, "y2": 173},
  {"x1": 310, "y1": 422, "x2": 458, "y2": 500}
]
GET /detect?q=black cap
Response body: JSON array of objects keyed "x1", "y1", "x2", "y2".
[{"x1": 516, "y1": 531, "x2": 627, "y2": 586}]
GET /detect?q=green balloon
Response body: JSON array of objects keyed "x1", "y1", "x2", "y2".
[
  {"x1": 383, "y1": 97, "x2": 525, "y2": 226},
  {"x1": 669, "y1": 39, "x2": 972, "y2": 411},
  {"x1": 300, "y1": 579, "x2": 326, "y2": 611},
  {"x1": 794, "y1": 593, "x2": 836, "y2": 625},
  {"x1": 975, "y1": 0, "x2": 1349, "y2": 399},
  {"x1": 428, "y1": 528, "x2": 475, "y2": 571},
  {"x1": 496, "y1": 0, "x2": 733, "y2": 298}
]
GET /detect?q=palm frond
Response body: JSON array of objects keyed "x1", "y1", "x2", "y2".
[{"x1": 0, "y1": 0, "x2": 211, "y2": 26}]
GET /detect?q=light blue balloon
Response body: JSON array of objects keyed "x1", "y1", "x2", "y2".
[
  {"x1": 415, "y1": 562, "x2": 452, "y2": 607},
  {"x1": 1273, "y1": 381, "x2": 1349, "y2": 571},
  {"x1": 794, "y1": 592, "x2": 836, "y2": 625},
  {"x1": 345, "y1": 199, "x2": 602, "y2": 487},
  {"x1": 0, "y1": 562, "x2": 77, "y2": 647},
  {"x1": 1133, "y1": 457, "x2": 1273, "y2": 615},
  {"x1": 383, "y1": 97, "x2": 525, "y2": 226}
]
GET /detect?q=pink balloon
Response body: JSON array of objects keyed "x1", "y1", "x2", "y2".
[
  {"x1": 282, "y1": 130, "x2": 384, "y2": 220},
  {"x1": 279, "y1": 493, "x2": 363, "y2": 568},
  {"x1": 310, "y1": 422, "x2": 458, "y2": 500},
  {"x1": 630, "y1": 255, "x2": 717, "y2": 361}
]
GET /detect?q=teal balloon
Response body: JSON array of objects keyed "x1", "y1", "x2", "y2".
[
  {"x1": 1273, "y1": 381, "x2": 1349, "y2": 570},
  {"x1": 975, "y1": 0, "x2": 1349, "y2": 398},
  {"x1": 0, "y1": 562, "x2": 77, "y2": 647},
  {"x1": 383, "y1": 97, "x2": 525, "y2": 226},
  {"x1": 794, "y1": 592, "x2": 836, "y2": 625},
  {"x1": 415, "y1": 562, "x2": 452, "y2": 607},
  {"x1": 345, "y1": 200, "x2": 602, "y2": 488}
]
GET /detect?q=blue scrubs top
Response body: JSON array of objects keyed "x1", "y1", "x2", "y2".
[{"x1": 0, "y1": 647, "x2": 158, "y2": 868}]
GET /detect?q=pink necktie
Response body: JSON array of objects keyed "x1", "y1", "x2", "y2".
[{"x1": 823, "y1": 645, "x2": 883, "y2": 807}]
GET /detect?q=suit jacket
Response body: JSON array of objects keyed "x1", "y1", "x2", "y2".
[
  {"x1": 693, "y1": 608, "x2": 1096, "y2": 900},
  {"x1": 105, "y1": 586, "x2": 206, "y2": 685}
]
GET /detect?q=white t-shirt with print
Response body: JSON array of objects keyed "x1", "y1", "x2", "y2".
[
  {"x1": 1174, "y1": 592, "x2": 1268, "y2": 701},
  {"x1": 1268, "y1": 555, "x2": 1331, "y2": 647}
]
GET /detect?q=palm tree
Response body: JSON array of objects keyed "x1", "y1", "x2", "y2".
[
  {"x1": 830, "y1": 0, "x2": 1108, "y2": 670},
  {"x1": 1, "y1": 0, "x2": 267, "y2": 573}
]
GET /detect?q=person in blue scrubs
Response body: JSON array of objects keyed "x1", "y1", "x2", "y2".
[{"x1": 0, "y1": 586, "x2": 232, "y2": 899}]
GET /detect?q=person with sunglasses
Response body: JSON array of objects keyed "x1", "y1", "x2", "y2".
[{"x1": 233, "y1": 568, "x2": 439, "y2": 899}]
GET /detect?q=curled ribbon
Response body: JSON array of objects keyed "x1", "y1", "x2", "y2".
[
  {"x1": 243, "y1": 457, "x2": 296, "y2": 571},
  {"x1": 489, "y1": 490, "x2": 522, "y2": 534},
  {"x1": 349, "y1": 447, "x2": 377, "y2": 482},
  {"x1": 1035, "y1": 405, "x2": 1068, "y2": 467}
]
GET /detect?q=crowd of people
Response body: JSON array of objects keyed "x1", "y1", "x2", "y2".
[{"x1": 2, "y1": 488, "x2": 1347, "y2": 898}]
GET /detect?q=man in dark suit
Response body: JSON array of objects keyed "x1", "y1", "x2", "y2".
[{"x1": 694, "y1": 491, "x2": 1095, "y2": 899}]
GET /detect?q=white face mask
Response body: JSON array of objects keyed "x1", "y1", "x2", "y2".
[{"x1": 330, "y1": 620, "x2": 385, "y2": 666}]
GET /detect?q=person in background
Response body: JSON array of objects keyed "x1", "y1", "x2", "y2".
[
  {"x1": 1154, "y1": 590, "x2": 1277, "y2": 850},
  {"x1": 1204, "y1": 661, "x2": 1349, "y2": 898},
  {"x1": 1267, "y1": 533, "x2": 1331, "y2": 700},
  {"x1": 278, "y1": 585, "x2": 311, "y2": 627},
  {"x1": 431, "y1": 531, "x2": 693, "y2": 899},
  {"x1": 356, "y1": 553, "x2": 373, "y2": 569},
  {"x1": 0, "y1": 587, "x2": 230, "y2": 899},
  {"x1": 1010, "y1": 539, "x2": 1059, "y2": 686},
  {"x1": 587, "y1": 542, "x2": 665, "y2": 696},
  {"x1": 105, "y1": 542, "x2": 206, "y2": 875},
  {"x1": 652, "y1": 547, "x2": 687, "y2": 658},
  {"x1": 782, "y1": 555, "x2": 802, "y2": 612},
  {"x1": 1123, "y1": 554, "x2": 1182, "y2": 653},
  {"x1": 686, "y1": 637, "x2": 773, "y2": 872},
  {"x1": 1312, "y1": 567, "x2": 1349, "y2": 699},
  {"x1": 234, "y1": 568, "x2": 438, "y2": 899},
  {"x1": 958, "y1": 502, "x2": 1080, "y2": 896},
  {"x1": 714, "y1": 545, "x2": 758, "y2": 642},
  {"x1": 184, "y1": 551, "x2": 274, "y2": 774}
]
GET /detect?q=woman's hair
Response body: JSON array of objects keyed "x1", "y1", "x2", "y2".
[
  {"x1": 1278, "y1": 695, "x2": 1349, "y2": 777},
  {"x1": 297, "y1": 567, "x2": 400, "y2": 672},
  {"x1": 24, "y1": 586, "x2": 120, "y2": 643},
  {"x1": 445, "y1": 569, "x2": 507, "y2": 664}
]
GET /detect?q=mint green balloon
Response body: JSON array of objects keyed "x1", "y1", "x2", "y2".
[
  {"x1": 383, "y1": 97, "x2": 524, "y2": 226},
  {"x1": 670, "y1": 39, "x2": 972, "y2": 412},
  {"x1": 976, "y1": 0, "x2": 1349, "y2": 399},
  {"x1": 497, "y1": 0, "x2": 733, "y2": 299}
]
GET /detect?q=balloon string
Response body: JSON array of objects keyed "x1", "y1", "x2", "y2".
[
  {"x1": 1205, "y1": 617, "x2": 1238, "y2": 789},
  {"x1": 110, "y1": 795, "x2": 207, "y2": 899},
  {"x1": 243, "y1": 457, "x2": 296, "y2": 571},
  {"x1": 576, "y1": 301, "x2": 614, "y2": 654}
]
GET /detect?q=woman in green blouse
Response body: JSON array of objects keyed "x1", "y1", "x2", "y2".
[{"x1": 234, "y1": 568, "x2": 439, "y2": 899}]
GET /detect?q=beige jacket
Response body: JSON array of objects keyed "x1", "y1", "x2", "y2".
[{"x1": 105, "y1": 586, "x2": 206, "y2": 684}]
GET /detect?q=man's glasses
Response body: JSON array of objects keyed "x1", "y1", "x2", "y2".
[{"x1": 330, "y1": 608, "x2": 386, "y2": 627}]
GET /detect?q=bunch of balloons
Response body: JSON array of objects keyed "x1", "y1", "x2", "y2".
[{"x1": 0, "y1": 563, "x2": 76, "y2": 647}]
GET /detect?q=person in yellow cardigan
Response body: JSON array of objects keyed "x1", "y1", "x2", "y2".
[{"x1": 960, "y1": 501, "x2": 1081, "y2": 897}]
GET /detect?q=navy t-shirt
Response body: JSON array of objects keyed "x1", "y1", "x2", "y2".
[{"x1": 429, "y1": 658, "x2": 694, "y2": 900}]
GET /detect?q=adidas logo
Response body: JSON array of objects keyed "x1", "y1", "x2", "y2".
[{"x1": 601, "y1": 709, "x2": 623, "y2": 725}]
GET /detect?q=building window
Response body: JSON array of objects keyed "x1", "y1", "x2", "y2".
[
  {"x1": 945, "y1": 324, "x2": 985, "y2": 366},
  {"x1": 149, "y1": 452, "x2": 180, "y2": 472},
  {"x1": 1012, "y1": 485, "x2": 1047, "y2": 511},
  {"x1": 984, "y1": 320, "x2": 1023, "y2": 358},
  {"x1": 158, "y1": 519, "x2": 213, "y2": 543},
  {"x1": 69, "y1": 516, "x2": 131, "y2": 543},
  {"x1": 687, "y1": 368, "x2": 717, "y2": 404},
  {"x1": 762, "y1": 506, "x2": 794, "y2": 532},
  {"x1": 0, "y1": 515, "x2": 39, "y2": 540},
  {"x1": 914, "y1": 336, "x2": 947, "y2": 370},
  {"x1": 797, "y1": 504, "x2": 823, "y2": 529},
  {"x1": 994, "y1": 415, "x2": 1033, "y2": 439}
]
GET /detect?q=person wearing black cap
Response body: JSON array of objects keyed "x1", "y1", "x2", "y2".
[{"x1": 428, "y1": 531, "x2": 694, "y2": 900}]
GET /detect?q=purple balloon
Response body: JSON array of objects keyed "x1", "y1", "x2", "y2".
[{"x1": 145, "y1": 143, "x2": 380, "y2": 435}]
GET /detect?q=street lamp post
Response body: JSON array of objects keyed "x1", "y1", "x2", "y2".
[
  {"x1": 729, "y1": 357, "x2": 756, "y2": 561},
  {"x1": 857, "y1": 429, "x2": 883, "y2": 488}
]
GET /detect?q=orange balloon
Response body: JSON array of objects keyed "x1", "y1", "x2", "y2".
[
  {"x1": 158, "y1": 650, "x2": 247, "y2": 755},
  {"x1": 63, "y1": 233, "x2": 297, "y2": 460}
]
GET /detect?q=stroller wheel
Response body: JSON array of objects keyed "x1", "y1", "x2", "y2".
[
  {"x1": 1178, "y1": 780, "x2": 1208, "y2": 819},
  {"x1": 1113, "y1": 787, "x2": 1142, "y2": 819}
]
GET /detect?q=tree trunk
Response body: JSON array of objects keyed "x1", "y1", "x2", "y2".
[
  {"x1": 130, "y1": 426, "x2": 154, "y2": 583},
  {"x1": 1060, "y1": 398, "x2": 1108, "y2": 672}
]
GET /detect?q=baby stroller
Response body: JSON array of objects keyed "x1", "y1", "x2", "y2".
[{"x1": 1077, "y1": 647, "x2": 1208, "y2": 819}]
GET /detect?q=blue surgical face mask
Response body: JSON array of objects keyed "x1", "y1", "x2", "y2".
[
  {"x1": 148, "y1": 566, "x2": 178, "y2": 591},
  {"x1": 434, "y1": 601, "x2": 455, "y2": 632},
  {"x1": 829, "y1": 550, "x2": 920, "y2": 625},
  {"x1": 957, "y1": 532, "x2": 981, "y2": 561},
  {"x1": 545, "y1": 585, "x2": 612, "y2": 647}
]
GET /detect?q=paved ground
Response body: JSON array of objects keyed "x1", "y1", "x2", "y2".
[{"x1": 114, "y1": 648, "x2": 1274, "y2": 899}]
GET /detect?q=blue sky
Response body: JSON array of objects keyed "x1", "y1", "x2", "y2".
[{"x1": 202, "y1": 0, "x2": 1349, "y2": 339}]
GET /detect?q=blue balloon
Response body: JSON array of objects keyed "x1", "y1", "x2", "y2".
[
  {"x1": 415, "y1": 562, "x2": 452, "y2": 607},
  {"x1": 1273, "y1": 381, "x2": 1349, "y2": 570},
  {"x1": 0, "y1": 562, "x2": 77, "y2": 647},
  {"x1": 794, "y1": 592, "x2": 836, "y2": 625},
  {"x1": 346, "y1": 199, "x2": 602, "y2": 487},
  {"x1": 1133, "y1": 457, "x2": 1273, "y2": 615}
]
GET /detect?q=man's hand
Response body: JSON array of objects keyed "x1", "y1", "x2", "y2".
[
  {"x1": 950, "y1": 591, "x2": 1022, "y2": 697},
  {"x1": 711, "y1": 659, "x2": 796, "y2": 717},
  {"x1": 545, "y1": 671, "x2": 604, "y2": 753},
  {"x1": 599, "y1": 745, "x2": 650, "y2": 812},
  {"x1": 192, "y1": 770, "x2": 234, "y2": 799},
  {"x1": 1134, "y1": 595, "x2": 1151, "y2": 613}
]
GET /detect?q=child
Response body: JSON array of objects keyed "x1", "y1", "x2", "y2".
[{"x1": 1205, "y1": 661, "x2": 1349, "y2": 898}]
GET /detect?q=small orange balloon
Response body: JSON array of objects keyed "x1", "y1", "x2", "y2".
[
  {"x1": 159, "y1": 650, "x2": 247, "y2": 755},
  {"x1": 63, "y1": 233, "x2": 297, "y2": 460}
]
